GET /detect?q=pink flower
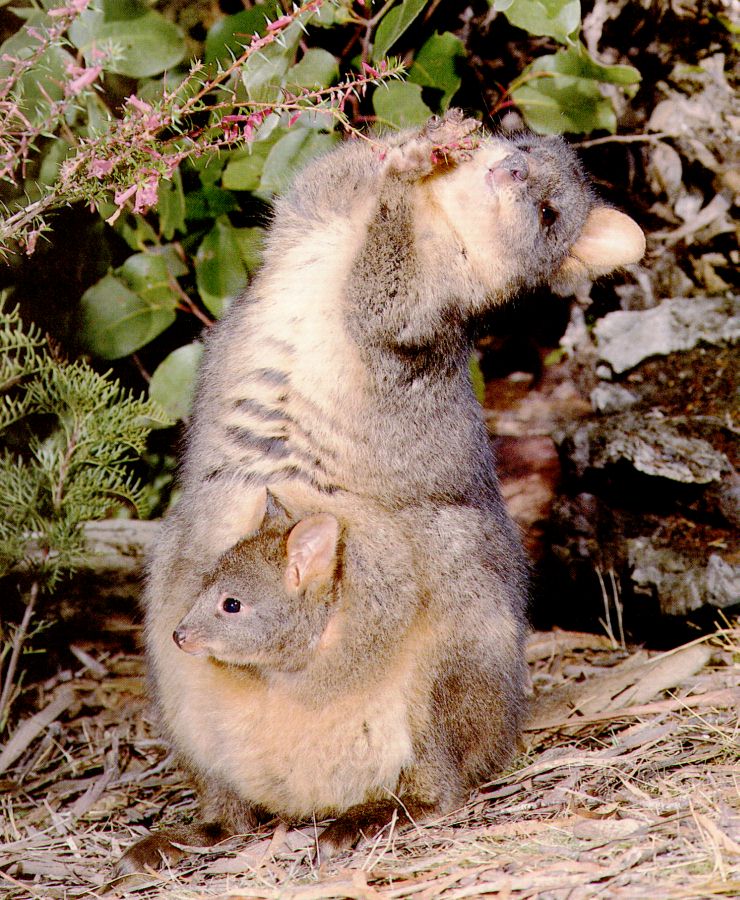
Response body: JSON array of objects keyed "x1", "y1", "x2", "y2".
[
  {"x1": 362, "y1": 62, "x2": 380, "y2": 78},
  {"x1": 24, "y1": 228, "x2": 41, "y2": 255},
  {"x1": 90, "y1": 158, "x2": 114, "y2": 177},
  {"x1": 65, "y1": 65, "x2": 102, "y2": 96},
  {"x1": 113, "y1": 184, "x2": 137, "y2": 206},
  {"x1": 125, "y1": 95, "x2": 152, "y2": 116},
  {"x1": 133, "y1": 175, "x2": 159, "y2": 213},
  {"x1": 49, "y1": 0, "x2": 90, "y2": 14}
]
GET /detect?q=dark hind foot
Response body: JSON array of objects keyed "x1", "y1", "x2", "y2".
[
  {"x1": 115, "y1": 822, "x2": 228, "y2": 876},
  {"x1": 318, "y1": 797, "x2": 437, "y2": 861}
]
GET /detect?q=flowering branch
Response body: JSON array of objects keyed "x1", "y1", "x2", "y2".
[{"x1": 0, "y1": 0, "x2": 403, "y2": 255}]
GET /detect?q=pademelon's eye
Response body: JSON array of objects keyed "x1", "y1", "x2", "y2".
[
  {"x1": 540, "y1": 204, "x2": 558, "y2": 228},
  {"x1": 222, "y1": 597, "x2": 242, "y2": 613}
]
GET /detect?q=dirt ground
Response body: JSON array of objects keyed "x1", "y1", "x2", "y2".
[{"x1": 1, "y1": 624, "x2": 738, "y2": 900}]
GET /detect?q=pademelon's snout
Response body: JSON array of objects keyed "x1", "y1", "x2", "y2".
[
  {"x1": 487, "y1": 151, "x2": 529, "y2": 187},
  {"x1": 172, "y1": 625, "x2": 208, "y2": 656}
]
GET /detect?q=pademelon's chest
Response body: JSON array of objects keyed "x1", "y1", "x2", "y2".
[{"x1": 177, "y1": 662, "x2": 414, "y2": 818}]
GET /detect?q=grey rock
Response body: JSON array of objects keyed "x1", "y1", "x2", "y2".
[
  {"x1": 562, "y1": 415, "x2": 731, "y2": 484},
  {"x1": 594, "y1": 296, "x2": 740, "y2": 374},
  {"x1": 628, "y1": 536, "x2": 740, "y2": 616},
  {"x1": 590, "y1": 383, "x2": 638, "y2": 414}
]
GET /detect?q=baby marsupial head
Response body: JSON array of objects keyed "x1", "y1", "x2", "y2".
[{"x1": 172, "y1": 512, "x2": 341, "y2": 672}]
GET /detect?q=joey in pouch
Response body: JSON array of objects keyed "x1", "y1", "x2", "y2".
[{"x1": 119, "y1": 111, "x2": 644, "y2": 873}]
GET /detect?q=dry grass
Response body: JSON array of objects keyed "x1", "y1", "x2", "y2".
[{"x1": 1, "y1": 625, "x2": 738, "y2": 900}]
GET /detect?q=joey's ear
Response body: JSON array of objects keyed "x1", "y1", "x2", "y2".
[
  {"x1": 284, "y1": 514, "x2": 340, "y2": 591},
  {"x1": 552, "y1": 207, "x2": 645, "y2": 296}
]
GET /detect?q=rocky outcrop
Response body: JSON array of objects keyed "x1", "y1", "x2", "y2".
[{"x1": 550, "y1": 297, "x2": 738, "y2": 622}]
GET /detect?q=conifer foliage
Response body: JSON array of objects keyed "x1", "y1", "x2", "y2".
[{"x1": 0, "y1": 303, "x2": 169, "y2": 730}]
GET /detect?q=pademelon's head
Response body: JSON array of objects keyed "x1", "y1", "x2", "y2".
[{"x1": 426, "y1": 130, "x2": 645, "y2": 304}]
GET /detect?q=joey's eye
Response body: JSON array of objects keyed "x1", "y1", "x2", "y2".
[
  {"x1": 222, "y1": 597, "x2": 242, "y2": 614},
  {"x1": 540, "y1": 204, "x2": 558, "y2": 228}
]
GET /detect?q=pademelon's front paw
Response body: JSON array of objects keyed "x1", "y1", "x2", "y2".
[
  {"x1": 385, "y1": 110, "x2": 481, "y2": 179},
  {"x1": 423, "y1": 108, "x2": 480, "y2": 157}
]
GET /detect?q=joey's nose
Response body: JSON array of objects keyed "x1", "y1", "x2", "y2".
[
  {"x1": 172, "y1": 627, "x2": 187, "y2": 648},
  {"x1": 489, "y1": 151, "x2": 529, "y2": 185},
  {"x1": 173, "y1": 626, "x2": 208, "y2": 656}
]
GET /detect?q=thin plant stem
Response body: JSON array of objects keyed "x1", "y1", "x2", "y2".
[{"x1": 0, "y1": 577, "x2": 41, "y2": 732}]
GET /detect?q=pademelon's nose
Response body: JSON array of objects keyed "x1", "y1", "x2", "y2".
[
  {"x1": 172, "y1": 626, "x2": 205, "y2": 655},
  {"x1": 489, "y1": 151, "x2": 529, "y2": 185}
]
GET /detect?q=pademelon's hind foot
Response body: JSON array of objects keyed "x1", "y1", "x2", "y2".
[
  {"x1": 115, "y1": 822, "x2": 229, "y2": 876},
  {"x1": 317, "y1": 796, "x2": 437, "y2": 861}
]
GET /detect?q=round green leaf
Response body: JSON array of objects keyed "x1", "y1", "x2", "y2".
[
  {"x1": 373, "y1": 0, "x2": 427, "y2": 62},
  {"x1": 204, "y1": 4, "x2": 280, "y2": 65},
  {"x1": 533, "y1": 44, "x2": 641, "y2": 85},
  {"x1": 286, "y1": 48, "x2": 339, "y2": 89},
  {"x1": 241, "y1": 18, "x2": 303, "y2": 103},
  {"x1": 81, "y1": 273, "x2": 176, "y2": 360},
  {"x1": 149, "y1": 342, "x2": 204, "y2": 422},
  {"x1": 258, "y1": 129, "x2": 338, "y2": 197},
  {"x1": 69, "y1": 9, "x2": 186, "y2": 78},
  {"x1": 513, "y1": 74, "x2": 617, "y2": 134},
  {"x1": 195, "y1": 218, "x2": 248, "y2": 318},
  {"x1": 119, "y1": 252, "x2": 182, "y2": 307},
  {"x1": 373, "y1": 81, "x2": 432, "y2": 129},
  {"x1": 409, "y1": 31, "x2": 465, "y2": 110},
  {"x1": 158, "y1": 172, "x2": 186, "y2": 240},
  {"x1": 234, "y1": 227, "x2": 265, "y2": 274},
  {"x1": 222, "y1": 140, "x2": 276, "y2": 192},
  {"x1": 493, "y1": 0, "x2": 581, "y2": 43}
]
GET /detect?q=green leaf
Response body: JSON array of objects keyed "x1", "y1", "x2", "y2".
[
  {"x1": 493, "y1": 0, "x2": 581, "y2": 42},
  {"x1": 373, "y1": 81, "x2": 432, "y2": 129},
  {"x1": 234, "y1": 227, "x2": 265, "y2": 274},
  {"x1": 81, "y1": 273, "x2": 176, "y2": 360},
  {"x1": 204, "y1": 3, "x2": 282, "y2": 65},
  {"x1": 286, "y1": 48, "x2": 339, "y2": 89},
  {"x1": 534, "y1": 43, "x2": 641, "y2": 85},
  {"x1": 158, "y1": 171, "x2": 186, "y2": 240},
  {"x1": 114, "y1": 213, "x2": 159, "y2": 251},
  {"x1": 409, "y1": 31, "x2": 465, "y2": 110},
  {"x1": 69, "y1": 9, "x2": 187, "y2": 78},
  {"x1": 0, "y1": 27, "x2": 73, "y2": 126},
  {"x1": 153, "y1": 244, "x2": 189, "y2": 279},
  {"x1": 149, "y1": 342, "x2": 204, "y2": 422},
  {"x1": 258, "y1": 129, "x2": 338, "y2": 197},
  {"x1": 102, "y1": 0, "x2": 148, "y2": 21},
  {"x1": 119, "y1": 252, "x2": 181, "y2": 308},
  {"x1": 195, "y1": 218, "x2": 248, "y2": 318},
  {"x1": 373, "y1": 0, "x2": 427, "y2": 61},
  {"x1": 511, "y1": 44, "x2": 637, "y2": 133},
  {"x1": 221, "y1": 139, "x2": 276, "y2": 192},
  {"x1": 513, "y1": 69, "x2": 616, "y2": 134},
  {"x1": 185, "y1": 186, "x2": 240, "y2": 222},
  {"x1": 241, "y1": 18, "x2": 303, "y2": 103}
]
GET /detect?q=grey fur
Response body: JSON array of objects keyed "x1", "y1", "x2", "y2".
[{"x1": 118, "y1": 111, "x2": 644, "y2": 873}]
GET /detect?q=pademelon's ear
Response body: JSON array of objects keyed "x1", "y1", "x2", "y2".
[
  {"x1": 284, "y1": 514, "x2": 339, "y2": 591},
  {"x1": 552, "y1": 206, "x2": 645, "y2": 296}
]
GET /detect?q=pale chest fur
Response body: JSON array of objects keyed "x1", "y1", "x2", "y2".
[{"x1": 154, "y1": 625, "x2": 418, "y2": 818}]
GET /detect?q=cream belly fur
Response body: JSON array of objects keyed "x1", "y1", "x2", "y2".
[{"x1": 154, "y1": 634, "x2": 417, "y2": 818}]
